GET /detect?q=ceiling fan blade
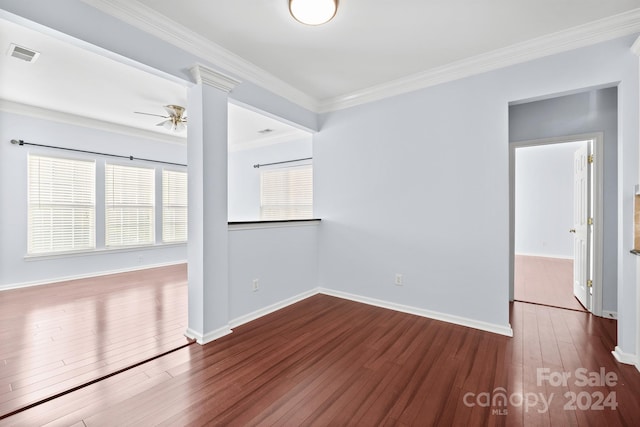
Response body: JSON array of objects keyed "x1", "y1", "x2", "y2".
[
  {"x1": 162, "y1": 120, "x2": 176, "y2": 131},
  {"x1": 136, "y1": 106, "x2": 186, "y2": 132},
  {"x1": 135, "y1": 111, "x2": 169, "y2": 118}
]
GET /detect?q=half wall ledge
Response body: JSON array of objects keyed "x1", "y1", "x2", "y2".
[{"x1": 228, "y1": 218, "x2": 321, "y2": 231}]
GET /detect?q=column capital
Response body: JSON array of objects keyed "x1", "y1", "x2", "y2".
[{"x1": 190, "y1": 64, "x2": 241, "y2": 92}]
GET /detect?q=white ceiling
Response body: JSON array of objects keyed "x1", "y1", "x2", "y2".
[
  {"x1": 0, "y1": 15, "x2": 310, "y2": 146},
  {"x1": 0, "y1": 17, "x2": 188, "y2": 136},
  {"x1": 113, "y1": 0, "x2": 640, "y2": 107},
  {"x1": 1, "y1": 0, "x2": 640, "y2": 142}
]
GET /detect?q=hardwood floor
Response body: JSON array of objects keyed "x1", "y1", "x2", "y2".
[
  {"x1": 0, "y1": 264, "x2": 190, "y2": 419},
  {"x1": 2, "y1": 290, "x2": 639, "y2": 426},
  {"x1": 514, "y1": 255, "x2": 586, "y2": 311}
]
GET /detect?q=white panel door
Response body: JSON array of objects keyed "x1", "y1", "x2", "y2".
[{"x1": 572, "y1": 144, "x2": 590, "y2": 310}]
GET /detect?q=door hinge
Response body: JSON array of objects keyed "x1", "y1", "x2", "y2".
[
  {"x1": 588, "y1": 154, "x2": 594, "y2": 164},
  {"x1": 588, "y1": 217, "x2": 594, "y2": 225},
  {"x1": 587, "y1": 280, "x2": 593, "y2": 288}
]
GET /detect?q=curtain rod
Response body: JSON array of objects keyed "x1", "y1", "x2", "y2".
[
  {"x1": 10, "y1": 139, "x2": 187, "y2": 167},
  {"x1": 253, "y1": 157, "x2": 312, "y2": 169}
]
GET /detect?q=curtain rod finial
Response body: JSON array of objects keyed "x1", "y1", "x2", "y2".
[{"x1": 10, "y1": 139, "x2": 23, "y2": 145}]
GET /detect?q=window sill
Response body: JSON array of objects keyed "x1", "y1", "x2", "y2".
[
  {"x1": 228, "y1": 218, "x2": 321, "y2": 231},
  {"x1": 24, "y1": 242, "x2": 186, "y2": 261}
]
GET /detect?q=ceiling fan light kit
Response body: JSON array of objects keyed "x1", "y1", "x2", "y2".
[
  {"x1": 289, "y1": 0, "x2": 338, "y2": 26},
  {"x1": 163, "y1": 119, "x2": 186, "y2": 133}
]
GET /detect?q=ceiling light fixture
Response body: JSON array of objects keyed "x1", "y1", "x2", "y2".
[
  {"x1": 134, "y1": 105, "x2": 187, "y2": 132},
  {"x1": 289, "y1": 0, "x2": 338, "y2": 26}
]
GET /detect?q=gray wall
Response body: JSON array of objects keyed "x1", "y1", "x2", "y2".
[
  {"x1": 515, "y1": 141, "x2": 586, "y2": 259},
  {"x1": 0, "y1": 111, "x2": 188, "y2": 288},
  {"x1": 509, "y1": 87, "x2": 618, "y2": 312},
  {"x1": 228, "y1": 224, "x2": 318, "y2": 322},
  {"x1": 228, "y1": 139, "x2": 312, "y2": 221},
  {"x1": 315, "y1": 35, "x2": 638, "y2": 342}
]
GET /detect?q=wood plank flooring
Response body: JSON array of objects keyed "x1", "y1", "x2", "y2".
[
  {"x1": 514, "y1": 255, "x2": 586, "y2": 311},
  {"x1": 0, "y1": 264, "x2": 190, "y2": 418},
  {"x1": 2, "y1": 289, "x2": 639, "y2": 426}
]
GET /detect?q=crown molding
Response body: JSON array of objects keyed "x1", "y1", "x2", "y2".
[
  {"x1": 79, "y1": 0, "x2": 318, "y2": 111},
  {"x1": 190, "y1": 64, "x2": 241, "y2": 92},
  {"x1": 0, "y1": 99, "x2": 187, "y2": 144},
  {"x1": 319, "y1": 8, "x2": 640, "y2": 112},
  {"x1": 79, "y1": 2, "x2": 640, "y2": 114}
]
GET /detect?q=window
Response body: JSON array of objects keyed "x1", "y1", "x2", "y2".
[
  {"x1": 260, "y1": 164, "x2": 313, "y2": 220},
  {"x1": 105, "y1": 163, "x2": 155, "y2": 247},
  {"x1": 28, "y1": 154, "x2": 95, "y2": 254},
  {"x1": 162, "y1": 169, "x2": 187, "y2": 243}
]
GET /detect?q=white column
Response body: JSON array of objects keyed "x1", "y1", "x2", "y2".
[
  {"x1": 615, "y1": 37, "x2": 640, "y2": 368},
  {"x1": 633, "y1": 37, "x2": 640, "y2": 372},
  {"x1": 185, "y1": 64, "x2": 240, "y2": 344}
]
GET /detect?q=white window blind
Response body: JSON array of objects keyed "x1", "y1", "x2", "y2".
[
  {"x1": 28, "y1": 154, "x2": 95, "y2": 254},
  {"x1": 105, "y1": 163, "x2": 155, "y2": 247},
  {"x1": 260, "y1": 164, "x2": 313, "y2": 220},
  {"x1": 162, "y1": 169, "x2": 187, "y2": 243}
]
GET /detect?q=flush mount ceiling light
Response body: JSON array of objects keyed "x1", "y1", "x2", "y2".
[{"x1": 289, "y1": 0, "x2": 338, "y2": 26}]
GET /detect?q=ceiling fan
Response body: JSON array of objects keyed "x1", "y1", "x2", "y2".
[{"x1": 134, "y1": 104, "x2": 187, "y2": 132}]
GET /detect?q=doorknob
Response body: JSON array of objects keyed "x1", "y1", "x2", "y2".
[{"x1": 569, "y1": 229, "x2": 576, "y2": 233}]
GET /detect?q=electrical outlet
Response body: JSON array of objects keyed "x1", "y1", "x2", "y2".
[
  {"x1": 252, "y1": 279, "x2": 259, "y2": 292},
  {"x1": 395, "y1": 273, "x2": 403, "y2": 286}
]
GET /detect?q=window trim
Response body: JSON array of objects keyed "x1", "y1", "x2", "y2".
[{"x1": 23, "y1": 241, "x2": 186, "y2": 261}]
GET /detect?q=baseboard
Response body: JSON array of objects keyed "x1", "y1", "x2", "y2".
[
  {"x1": 319, "y1": 288, "x2": 514, "y2": 337},
  {"x1": 184, "y1": 290, "x2": 317, "y2": 347},
  {"x1": 229, "y1": 288, "x2": 318, "y2": 329},
  {"x1": 514, "y1": 253, "x2": 573, "y2": 260},
  {"x1": 204, "y1": 287, "x2": 513, "y2": 347},
  {"x1": 185, "y1": 326, "x2": 233, "y2": 345},
  {"x1": 612, "y1": 346, "x2": 637, "y2": 366},
  {"x1": 0, "y1": 260, "x2": 187, "y2": 292},
  {"x1": 602, "y1": 310, "x2": 618, "y2": 320}
]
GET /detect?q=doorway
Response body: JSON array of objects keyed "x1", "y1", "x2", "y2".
[{"x1": 509, "y1": 133, "x2": 604, "y2": 315}]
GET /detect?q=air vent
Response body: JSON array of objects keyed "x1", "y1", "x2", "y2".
[{"x1": 7, "y1": 43, "x2": 40, "y2": 63}]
